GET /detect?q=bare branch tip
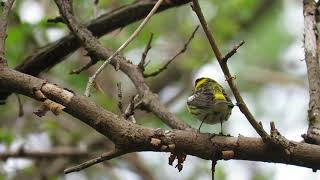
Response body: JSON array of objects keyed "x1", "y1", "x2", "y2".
[
  {"x1": 144, "y1": 26, "x2": 198, "y2": 78},
  {"x1": 124, "y1": 94, "x2": 138, "y2": 121},
  {"x1": 64, "y1": 149, "x2": 125, "y2": 174},
  {"x1": 139, "y1": 33, "x2": 154, "y2": 71},
  {"x1": 270, "y1": 121, "x2": 276, "y2": 131},
  {"x1": 221, "y1": 40, "x2": 245, "y2": 64},
  {"x1": 70, "y1": 58, "x2": 98, "y2": 75}
]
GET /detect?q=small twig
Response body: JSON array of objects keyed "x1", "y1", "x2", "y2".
[
  {"x1": 15, "y1": 94, "x2": 24, "y2": 117},
  {"x1": 70, "y1": 60, "x2": 96, "y2": 74},
  {"x1": 138, "y1": 33, "x2": 154, "y2": 71},
  {"x1": 221, "y1": 41, "x2": 245, "y2": 64},
  {"x1": 64, "y1": 149, "x2": 125, "y2": 174},
  {"x1": 70, "y1": 53, "x2": 99, "y2": 74},
  {"x1": 144, "y1": 25, "x2": 199, "y2": 78},
  {"x1": 211, "y1": 160, "x2": 217, "y2": 180},
  {"x1": 124, "y1": 95, "x2": 135, "y2": 118},
  {"x1": 84, "y1": 0, "x2": 165, "y2": 97},
  {"x1": 47, "y1": 16, "x2": 64, "y2": 24},
  {"x1": 124, "y1": 95, "x2": 141, "y2": 123},
  {"x1": 0, "y1": 0, "x2": 15, "y2": 66},
  {"x1": 191, "y1": 0, "x2": 269, "y2": 139},
  {"x1": 125, "y1": 98, "x2": 135, "y2": 118},
  {"x1": 117, "y1": 82, "x2": 124, "y2": 114},
  {"x1": 269, "y1": 122, "x2": 292, "y2": 155},
  {"x1": 210, "y1": 144, "x2": 221, "y2": 180}
]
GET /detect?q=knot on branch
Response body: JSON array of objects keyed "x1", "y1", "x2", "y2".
[
  {"x1": 34, "y1": 99, "x2": 65, "y2": 117},
  {"x1": 222, "y1": 150, "x2": 234, "y2": 160},
  {"x1": 32, "y1": 83, "x2": 74, "y2": 117},
  {"x1": 269, "y1": 122, "x2": 294, "y2": 156},
  {"x1": 302, "y1": 127, "x2": 320, "y2": 145},
  {"x1": 225, "y1": 75, "x2": 236, "y2": 82}
]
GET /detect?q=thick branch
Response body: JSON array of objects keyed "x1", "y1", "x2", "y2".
[
  {"x1": 302, "y1": 0, "x2": 320, "y2": 144},
  {"x1": 1, "y1": 67, "x2": 320, "y2": 171},
  {"x1": 15, "y1": 0, "x2": 191, "y2": 76}
]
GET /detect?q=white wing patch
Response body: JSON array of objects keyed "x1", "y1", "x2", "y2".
[{"x1": 187, "y1": 95, "x2": 195, "y2": 103}]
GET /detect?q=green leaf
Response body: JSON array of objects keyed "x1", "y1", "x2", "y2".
[{"x1": 0, "y1": 129, "x2": 14, "y2": 146}]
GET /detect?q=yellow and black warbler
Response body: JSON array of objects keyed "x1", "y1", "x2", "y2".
[{"x1": 187, "y1": 77, "x2": 234, "y2": 133}]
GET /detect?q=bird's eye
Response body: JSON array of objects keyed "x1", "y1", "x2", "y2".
[{"x1": 195, "y1": 78, "x2": 203, "y2": 84}]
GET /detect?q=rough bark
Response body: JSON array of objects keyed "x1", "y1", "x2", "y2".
[
  {"x1": 0, "y1": 67, "x2": 320, "y2": 171},
  {"x1": 302, "y1": 0, "x2": 320, "y2": 144}
]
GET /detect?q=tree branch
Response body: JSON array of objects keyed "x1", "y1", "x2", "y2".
[
  {"x1": 1, "y1": 67, "x2": 320, "y2": 172},
  {"x1": 191, "y1": 0, "x2": 269, "y2": 139},
  {"x1": 0, "y1": 0, "x2": 274, "y2": 102},
  {"x1": 83, "y1": 0, "x2": 165, "y2": 96},
  {"x1": 53, "y1": 0, "x2": 190, "y2": 130},
  {"x1": 138, "y1": 33, "x2": 154, "y2": 72},
  {"x1": 64, "y1": 149, "x2": 126, "y2": 174},
  {"x1": 0, "y1": 0, "x2": 15, "y2": 66},
  {"x1": 221, "y1": 40, "x2": 245, "y2": 64},
  {"x1": 302, "y1": 0, "x2": 320, "y2": 145},
  {"x1": 15, "y1": 0, "x2": 192, "y2": 76},
  {"x1": 0, "y1": 0, "x2": 188, "y2": 104},
  {"x1": 69, "y1": 52, "x2": 99, "y2": 74}
]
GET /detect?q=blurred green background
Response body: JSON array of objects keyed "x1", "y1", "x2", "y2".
[{"x1": 0, "y1": 0, "x2": 317, "y2": 180}]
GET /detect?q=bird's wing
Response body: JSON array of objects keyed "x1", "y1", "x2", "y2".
[
  {"x1": 188, "y1": 91, "x2": 233, "y2": 109},
  {"x1": 187, "y1": 92, "x2": 216, "y2": 109}
]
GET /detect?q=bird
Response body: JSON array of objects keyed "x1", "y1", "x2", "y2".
[{"x1": 187, "y1": 77, "x2": 234, "y2": 133}]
